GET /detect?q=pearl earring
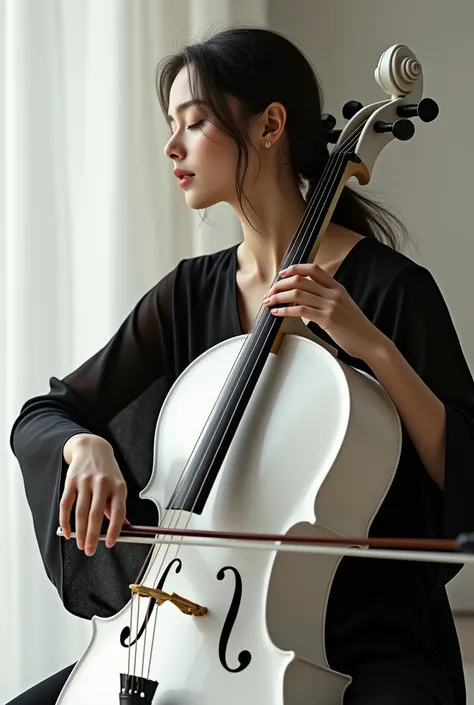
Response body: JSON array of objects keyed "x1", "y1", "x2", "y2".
[{"x1": 265, "y1": 141, "x2": 272, "y2": 148}]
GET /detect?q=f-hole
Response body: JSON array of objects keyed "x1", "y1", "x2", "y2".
[
  {"x1": 120, "y1": 558, "x2": 182, "y2": 648},
  {"x1": 217, "y1": 566, "x2": 252, "y2": 673}
]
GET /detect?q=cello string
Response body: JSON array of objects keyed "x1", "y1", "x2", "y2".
[
  {"x1": 132, "y1": 593, "x2": 142, "y2": 686},
  {"x1": 159, "y1": 128, "x2": 361, "y2": 528},
  {"x1": 135, "y1": 124, "x2": 360, "y2": 618},
  {"x1": 126, "y1": 542, "x2": 156, "y2": 689},
  {"x1": 136, "y1": 137, "x2": 357, "y2": 680},
  {"x1": 134, "y1": 126, "x2": 361, "y2": 681},
  {"x1": 145, "y1": 589, "x2": 162, "y2": 681},
  {"x1": 127, "y1": 594, "x2": 134, "y2": 686},
  {"x1": 141, "y1": 128, "x2": 358, "y2": 577},
  {"x1": 140, "y1": 593, "x2": 149, "y2": 685},
  {"x1": 154, "y1": 124, "x2": 361, "y2": 540},
  {"x1": 131, "y1": 123, "x2": 363, "y2": 678},
  {"x1": 152, "y1": 131, "x2": 360, "y2": 568}
]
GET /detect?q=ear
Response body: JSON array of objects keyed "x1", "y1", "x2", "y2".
[{"x1": 252, "y1": 102, "x2": 287, "y2": 147}]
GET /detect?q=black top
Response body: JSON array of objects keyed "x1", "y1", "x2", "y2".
[{"x1": 10, "y1": 236, "x2": 474, "y2": 703}]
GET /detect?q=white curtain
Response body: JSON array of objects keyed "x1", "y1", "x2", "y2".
[{"x1": 1, "y1": 0, "x2": 268, "y2": 700}]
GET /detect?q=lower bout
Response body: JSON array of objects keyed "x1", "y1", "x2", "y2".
[{"x1": 5, "y1": 659, "x2": 458, "y2": 705}]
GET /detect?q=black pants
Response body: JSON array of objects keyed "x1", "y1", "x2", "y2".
[{"x1": 5, "y1": 662, "x2": 454, "y2": 705}]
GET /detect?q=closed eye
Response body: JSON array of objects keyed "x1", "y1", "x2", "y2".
[{"x1": 187, "y1": 120, "x2": 204, "y2": 130}]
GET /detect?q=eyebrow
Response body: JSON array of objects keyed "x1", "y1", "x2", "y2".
[{"x1": 166, "y1": 99, "x2": 207, "y2": 124}]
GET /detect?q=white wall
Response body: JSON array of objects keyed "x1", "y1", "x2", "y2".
[{"x1": 269, "y1": 0, "x2": 474, "y2": 612}]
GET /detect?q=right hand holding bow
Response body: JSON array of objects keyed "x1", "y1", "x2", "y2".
[{"x1": 60, "y1": 434, "x2": 129, "y2": 556}]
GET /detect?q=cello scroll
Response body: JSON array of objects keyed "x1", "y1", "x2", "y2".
[{"x1": 329, "y1": 44, "x2": 439, "y2": 182}]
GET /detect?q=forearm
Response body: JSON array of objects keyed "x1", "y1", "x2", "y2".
[{"x1": 365, "y1": 336, "x2": 446, "y2": 489}]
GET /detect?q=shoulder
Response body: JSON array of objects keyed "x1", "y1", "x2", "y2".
[
  {"x1": 128, "y1": 246, "x2": 236, "y2": 331},
  {"x1": 160, "y1": 244, "x2": 237, "y2": 299},
  {"x1": 340, "y1": 236, "x2": 439, "y2": 298},
  {"x1": 338, "y1": 237, "x2": 453, "y2": 333},
  {"x1": 176, "y1": 244, "x2": 237, "y2": 278},
  {"x1": 149, "y1": 244, "x2": 237, "y2": 324}
]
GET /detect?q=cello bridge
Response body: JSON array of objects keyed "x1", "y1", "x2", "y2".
[{"x1": 129, "y1": 584, "x2": 207, "y2": 617}]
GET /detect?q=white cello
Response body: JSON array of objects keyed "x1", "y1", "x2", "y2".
[{"x1": 56, "y1": 44, "x2": 443, "y2": 705}]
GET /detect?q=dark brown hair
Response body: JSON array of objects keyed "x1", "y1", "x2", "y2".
[{"x1": 156, "y1": 27, "x2": 408, "y2": 250}]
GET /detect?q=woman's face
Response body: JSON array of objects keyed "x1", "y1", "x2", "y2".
[{"x1": 164, "y1": 68, "x2": 240, "y2": 210}]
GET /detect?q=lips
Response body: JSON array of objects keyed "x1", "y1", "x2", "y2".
[
  {"x1": 173, "y1": 168, "x2": 195, "y2": 190},
  {"x1": 174, "y1": 168, "x2": 195, "y2": 178}
]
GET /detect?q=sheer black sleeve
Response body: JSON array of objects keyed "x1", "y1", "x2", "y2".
[
  {"x1": 372, "y1": 263, "x2": 474, "y2": 577},
  {"x1": 10, "y1": 270, "x2": 177, "y2": 620}
]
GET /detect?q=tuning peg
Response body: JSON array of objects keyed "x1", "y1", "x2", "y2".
[
  {"x1": 327, "y1": 129, "x2": 342, "y2": 144},
  {"x1": 321, "y1": 113, "x2": 337, "y2": 131},
  {"x1": 321, "y1": 113, "x2": 342, "y2": 144},
  {"x1": 374, "y1": 118, "x2": 415, "y2": 141},
  {"x1": 342, "y1": 101, "x2": 364, "y2": 120},
  {"x1": 396, "y1": 97, "x2": 439, "y2": 123}
]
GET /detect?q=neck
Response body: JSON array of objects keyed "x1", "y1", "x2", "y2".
[
  {"x1": 232, "y1": 199, "x2": 364, "y2": 287},
  {"x1": 233, "y1": 179, "x2": 308, "y2": 282}
]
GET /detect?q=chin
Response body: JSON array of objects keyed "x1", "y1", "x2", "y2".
[{"x1": 184, "y1": 190, "x2": 225, "y2": 210}]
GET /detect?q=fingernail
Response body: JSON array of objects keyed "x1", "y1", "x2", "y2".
[{"x1": 262, "y1": 297, "x2": 270, "y2": 304}]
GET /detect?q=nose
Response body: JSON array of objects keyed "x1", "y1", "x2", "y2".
[{"x1": 164, "y1": 132, "x2": 185, "y2": 161}]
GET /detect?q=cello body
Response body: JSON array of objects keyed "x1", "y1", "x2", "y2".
[{"x1": 57, "y1": 332, "x2": 401, "y2": 705}]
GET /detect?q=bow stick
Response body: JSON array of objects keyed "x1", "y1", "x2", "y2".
[{"x1": 57, "y1": 526, "x2": 474, "y2": 565}]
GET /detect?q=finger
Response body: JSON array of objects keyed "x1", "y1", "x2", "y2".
[
  {"x1": 105, "y1": 488, "x2": 128, "y2": 549},
  {"x1": 74, "y1": 483, "x2": 93, "y2": 551},
  {"x1": 279, "y1": 263, "x2": 339, "y2": 288},
  {"x1": 59, "y1": 480, "x2": 78, "y2": 540},
  {"x1": 263, "y1": 288, "x2": 323, "y2": 310},
  {"x1": 83, "y1": 478, "x2": 110, "y2": 556},
  {"x1": 270, "y1": 303, "x2": 324, "y2": 320},
  {"x1": 104, "y1": 504, "x2": 130, "y2": 525},
  {"x1": 266, "y1": 274, "x2": 328, "y2": 299}
]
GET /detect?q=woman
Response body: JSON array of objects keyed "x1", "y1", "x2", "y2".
[{"x1": 8, "y1": 27, "x2": 474, "y2": 705}]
